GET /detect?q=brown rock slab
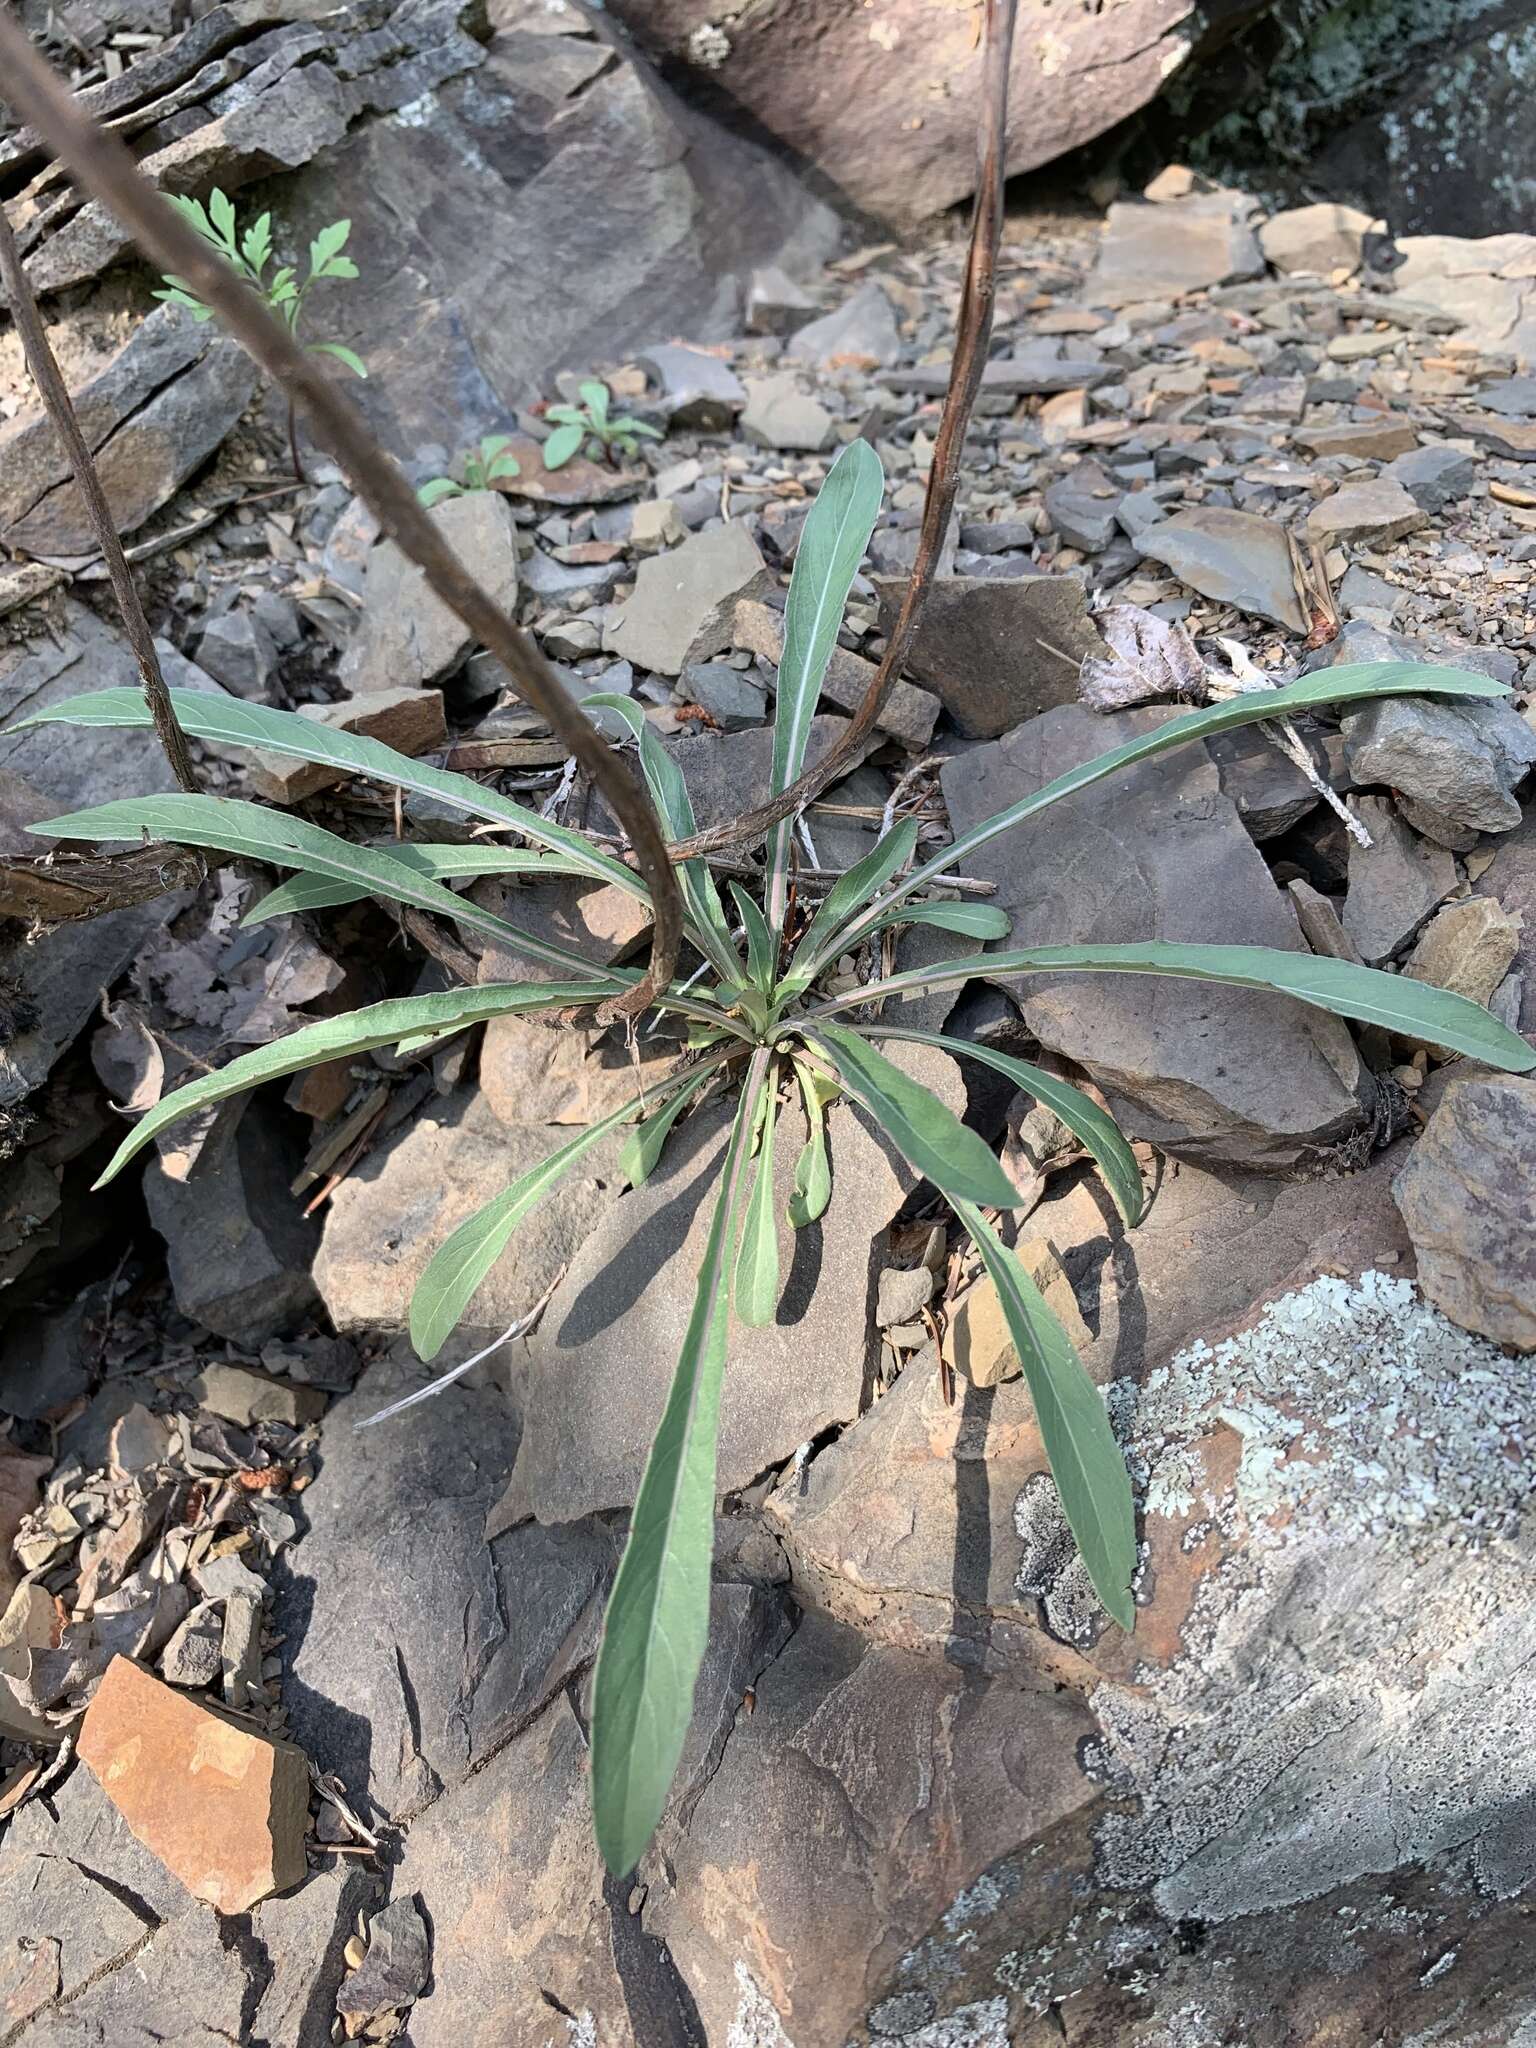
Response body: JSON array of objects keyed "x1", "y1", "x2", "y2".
[
  {"x1": 1090, "y1": 192, "x2": 1264, "y2": 305},
  {"x1": 1305, "y1": 477, "x2": 1428, "y2": 546},
  {"x1": 945, "y1": 1239, "x2": 1088, "y2": 1387},
  {"x1": 247, "y1": 687, "x2": 447, "y2": 804},
  {"x1": 1404, "y1": 895, "x2": 1522, "y2": 1009},
  {"x1": 873, "y1": 572, "x2": 1103, "y2": 740},
  {"x1": 1259, "y1": 201, "x2": 1375, "y2": 276},
  {"x1": 1292, "y1": 419, "x2": 1418, "y2": 460},
  {"x1": 77, "y1": 1655, "x2": 308, "y2": 1914},
  {"x1": 1394, "y1": 1073, "x2": 1536, "y2": 1351},
  {"x1": 190, "y1": 1363, "x2": 327, "y2": 1428}
]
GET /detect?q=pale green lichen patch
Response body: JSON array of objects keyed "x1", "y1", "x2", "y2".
[{"x1": 1086, "y1": 1272, "x2": 1536, "y2": 1921}]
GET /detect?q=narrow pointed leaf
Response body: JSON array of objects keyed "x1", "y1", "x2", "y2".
[
  {"x1": 311, "y1": 342, "x2": 367, "y2": 379},
  {"x1": 766, "y1": 440, "x2": 884, "y2": 925},
  {"x1": 954, "y1": 1198, "x2": 1135, "y2": 1629},
  {"x1": 867, "y1": 900, "x2": 1012, "y2": 941},
  {"x1": 733, "y1": 1080, "x2": 781, "y2": 1326},
  {"x1": 32, "y1": 794, "x2": 620, "y2": 984},
  {"x1": 411, "y1": 1076, "x2": 693, "y2": 1360},
  {"x1": 241, "y1": 842, "x2": 591, "y2": 925},
  {"x1": 808, "y1": 1023, "x2": 1022, "y2": 1208},
  {"x1": 591, "y1": 1056, "x2": 769, "y2": 1876},
  {"x1": 620, "y1": 1064, "x2": 717, "y2": 1187},
  {"x1": 875, "y1": 1026, "x2": 1143, "y2": 1226},
  {"x1": 780, "y1": 815, "x2": 919, "y2": 993},
  {"x1": 814, "y1": 941, "x2": 1536, "y2": 1075},
  {"x1": 585, "y1": 694, "x2": 739, "y2": 983},
  {"x1": 91, "y1": 983, "x2": 615, "y2": 1187},
  {"x1": 860, "y1": 664, "x2": 1513, "y2": 933},
  {"x1": 786, "y1": 1057, "x2": 835, "y2": 1227},
  {"x1": 729, "y1": 882, "x2": 778, "y2": 993},
  {"x1": 16, "y1": 688, "x2": 642, "y2": 897}
]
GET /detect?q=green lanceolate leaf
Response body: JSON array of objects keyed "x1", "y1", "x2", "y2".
[
  {"x1": 416, "y1": 476, "x2": 460, "y2": 509},
  {"x1": 591, "y1": 1052, "x2": 770, "y2": 1876},
  {"x1": 953, "y1": 1198, "x2": 1136, "y2": 1630},
  {"x1": 32, "y1": 794, "x2": 620, "y2": 985},
  {"x1": 542, "y1": 422, "x2": 584, "y2": 469},
  {"x1": 584, "y1": 694, "x2": 739, "y2": 983},
  {"x1": 807, "y1": 1023, "x2": 1022, "y2": 1208},
  {"x1": 734, "y1": 1074, "x2": 781, "y2": 1326},
  {"x1": 866, "y1": 900, "x2": 1012, "y2": 942},
  {"x1": 779, "y1": 814, "x2": 919, "y2": 995},
  {"x1": 730, "y1": 882, "x2": 778, "y2": 993},
  {"x1": 92, "y1": 983, "x2": 616, "y2": 1188},
  {"x1": 620, "y1": 1064, "x2": 718, "y2": 1187},
  {"x1": 312, "y1": 342, "x2": 367, "y2": 379},
  {"x1": 17, "y1": 688, "x2": 642, "y2": 898},
  {"x1": 814, "y1": 941, "x2": 1536, "y2": 1076},
  {"x1": 411, "y1": 1072, "x2": 700, "y2": 1360},
  {"x1": 766, "y1": 439, "x2": 885, "y2": 925},
  {"x1": 786, "y1": 1057, "x2": 836, "y2": 1227},
  {"x1": 874, "y1": 1026, "x2": 1144, "y2": 1227},
  {"x1": 857, "y1": 664, "x2": 1514, "y2": 937},
  {"x1": 241, "y1": 842, "x2": 592, "y2": 925}
]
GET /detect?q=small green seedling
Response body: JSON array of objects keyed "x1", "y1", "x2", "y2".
[
  {"x1": 155, "y1": 190, "x2": 367, "y2": 381},
  {"x1": 417, "y1": 435, "x2": 522, "y2": 509},
  {"x1": 23, "y1": 445, "x2": 1535, "y2": 1886},
  {"x1": 542, "y1": 378, "x2": 662, "y2": 469}
]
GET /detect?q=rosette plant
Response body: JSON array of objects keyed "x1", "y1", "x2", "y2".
[{"x1": 21, "y1": 439, "x2": 1536, "y2": 1876}]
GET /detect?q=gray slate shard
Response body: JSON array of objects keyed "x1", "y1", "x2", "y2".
[{"x1": 940, "y1": 703, "x2": 1374, "y2": 1170}]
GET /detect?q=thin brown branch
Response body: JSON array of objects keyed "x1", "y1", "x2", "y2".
[
  {"x1": 0, "y1": 12, "x2": 683, "y2": 1012},
  {"x1": 0, "y1": 199, "x2": 198, "y2": 792},
  {"x1": 0, "y1": 843, "x2": 205, "y2": 923},
  {"x1": 668, "y1": 0, "x2": 1019, "y2": 864}
]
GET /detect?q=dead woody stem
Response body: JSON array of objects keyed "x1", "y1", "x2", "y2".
[
  {"x1": 0, "y1": 9, "x2": 684, "y2": 1011},
  {"x1": 667, "y1": 0, "x2": 1020, "y2": 865},
  {"x1": 0, "y1": 200, "x2": 198, "y2": 794}
]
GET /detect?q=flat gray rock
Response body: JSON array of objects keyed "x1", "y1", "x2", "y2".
[
  {"x1": 278, "y1": 1350, "x2": 619, "y2": 1825},
  {"x1": 1090, "y1": 193, "x2": 1264, "y2": 307},
  {"x1": 342, "y1": 491, "x2": 519, "y2": 694},
  {"x1": 788, "y1": 282, "x2": 900, "y2": 367},
  {"x1": 740, "y1": 373, "x2": 834, "y2": 452},
  {"x1": 144, "y1": 1110, "x2": 319, "y2": 1343},
  {"x1": 1136, "y1": 507, "x2": 1307, "y2": 630},
  {"x1": 940, "y1": 704, "x2": 1375, "y2": 1169},
  {"x1": 1044, "y1": 460, "x2": 1123, "y2": 551},
  {"x1": 1305, "y1": 477, "x2": 1428, "y2": 546},
  {"x1": 498, "y1": 1043, "x2": 964, "y2": 1525},
  {"x1": 873, "y1": 573, "x2": 1103, "y2": 739},
  {"x1": 635, "y1": 342, "x2": 745, "y2": 429},
  {"x1": 1384, "y1": 443, "x2": 1479, "y2": 513},
  {"x1": 1258, "y1": 201, "x2": 1374, "y2": 276},
  {"x1": 1341, "y1": 693, "x2": 1536, "y2": 849},
  {"x1": 1394, "y1": 1074, "x2": 1536, "y2": 1353},
  {"x1": 1343, "y1": 794, "x2": 1458, "y2": 964},
  {"x1": 604, "y1": 521, "x2": 764, "y2": 674}
]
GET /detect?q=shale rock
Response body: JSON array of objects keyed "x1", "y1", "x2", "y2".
[
  {"x1": 1394, "y1": 1074, "x2": 1536, "y2": 1352},
  {"x1": 940, "y1": 704, "x2": 1374, "y2": 1169}
]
